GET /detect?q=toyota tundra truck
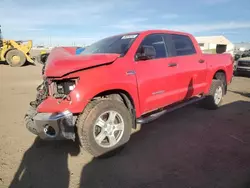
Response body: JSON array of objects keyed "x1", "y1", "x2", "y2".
[{"x1": 25, "y1": 30, "x2": 234, "y2": 157}]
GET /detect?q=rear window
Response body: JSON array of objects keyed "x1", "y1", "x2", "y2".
[{"x1": 171, "y1": 34, "x2": 196, "y2": 56}]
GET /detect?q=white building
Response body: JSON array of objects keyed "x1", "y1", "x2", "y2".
[{"x1": 195, "y1": 36, "x2": 234, "y2": 55}]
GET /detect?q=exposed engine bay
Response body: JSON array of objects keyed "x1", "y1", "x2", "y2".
[{"x1": 31, "y1": 80, "x2": 49, "y2": 108}]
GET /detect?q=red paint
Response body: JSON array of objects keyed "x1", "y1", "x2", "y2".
[
  {"x1": 38, "y1": 30, "x2": 233, "y2": 118},
  {"x1": 61, "y1": 47, "x2": 78, "y2": 54}
]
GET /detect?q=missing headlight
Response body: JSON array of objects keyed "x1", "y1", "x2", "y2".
[
  {"x1": 53, "y1": 79, "x2": 78, "y2": 97},
  {"x1": 57, "y1": 80, "x2": 75, "y2": 95}
]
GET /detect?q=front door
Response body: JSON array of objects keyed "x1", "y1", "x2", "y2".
[{"x1": 134, "y1": 34, "x2": 180, "y2": 114}]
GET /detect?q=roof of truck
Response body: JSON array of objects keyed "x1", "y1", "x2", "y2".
[{"x1": 113, "y1": 29, "x2": 192, "y2": 38}]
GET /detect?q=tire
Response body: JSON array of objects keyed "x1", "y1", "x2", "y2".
[
  {"x1": 200, "y1": 79, "x2": 224, "y2": 110},
  {"x1": 6, "y1": 49, "x2": 27, "y2": 67},
  {"x1": 215, "y1": 72, "x2": 227, "y2": 94},
  {"x1": 76, "y1": 99, "x2": 133, "y2": 157}
]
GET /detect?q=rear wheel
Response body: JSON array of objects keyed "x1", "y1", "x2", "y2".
[
  {"x1": 200, "y1": 79, "x2": 224, "y2": 110},
  {"x1": 6, "y1": 49, "x2": 26, "y2": 67},
  {"x1": 215, "y1": 72, "x2": 227, "y2": 94},
  {"x1": 77, "y1": 99, "x2": 132, "y2": 157}
]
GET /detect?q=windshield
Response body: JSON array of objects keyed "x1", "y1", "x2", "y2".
[{"x1": 80, "y1": 33, "x2": 139, "y2": 56}]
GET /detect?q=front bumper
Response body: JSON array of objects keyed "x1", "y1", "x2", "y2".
[{"x1": 25, "y1": 107, "x2": 76, "y2": 140}]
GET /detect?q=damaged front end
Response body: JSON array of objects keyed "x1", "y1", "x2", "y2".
[{"x1": 24, "y1": 79, "x2": 76, "y2": 141}]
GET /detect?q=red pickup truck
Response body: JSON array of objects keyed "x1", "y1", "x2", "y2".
[{"x1": 25, "y1": 30, "x2": 234, "y2": 157}]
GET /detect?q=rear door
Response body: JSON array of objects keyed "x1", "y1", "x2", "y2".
[
  {"x1": 169, "y1": 34, "x2": 207, "y2": 100},
  {"x1": 134, "y1": 33, "x2": 179, "y2": 114}
]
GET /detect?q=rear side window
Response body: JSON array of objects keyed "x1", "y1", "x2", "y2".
[{"x1": 171, "y1": 34, "x2": 196, "y2": 56}]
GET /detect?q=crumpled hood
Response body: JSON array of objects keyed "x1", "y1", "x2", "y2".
[{"x1": 44, "y1": 47, "x2": 120, "y2": 77}]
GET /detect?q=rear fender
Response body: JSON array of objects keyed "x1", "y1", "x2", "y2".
[{"x1": 204, "y1": 66, "x2": 227, "y2": 94}]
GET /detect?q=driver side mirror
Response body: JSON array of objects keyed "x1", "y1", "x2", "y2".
[{"x1": 135, "y1": 45, "x2": 156, "y2": 61}]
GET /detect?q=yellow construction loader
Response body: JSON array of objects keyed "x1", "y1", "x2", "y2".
[{"x1": 0, "y1": 25, "x2": 34, "y2": 67}]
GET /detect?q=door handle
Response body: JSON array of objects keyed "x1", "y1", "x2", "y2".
[
  {"x1": 199, "y1": 59, "x2": 205, "y2": 63},
  {"x1": 168, "y1": 62, "x2": 177, "y2": 67}
]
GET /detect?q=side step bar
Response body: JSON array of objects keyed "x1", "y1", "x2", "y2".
[{"x1": 136, "y1": 96, "x2": 205, "y2": 124}]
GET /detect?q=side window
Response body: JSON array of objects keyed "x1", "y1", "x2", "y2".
[
  {"x1": 171, "y1": 34, "x2": 196, "y2": 56},
  {"x1": 138, "y1": 34, "x2": 168, "y2": 59}
]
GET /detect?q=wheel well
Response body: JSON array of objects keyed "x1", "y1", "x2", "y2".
[
  {"x1": 213, "y1": 70, "x2": 227, "y2": 94},
  {"x1": 213, "y1": 70, "x2": 226, "y2": 78},
  {"x1": 94, "y1": 89, "x2": 137, "y2": 129}
]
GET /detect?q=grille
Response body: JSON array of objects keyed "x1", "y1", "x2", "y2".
[{"x1": 238, "y1": 61, "x2": 250, "y2": 67}]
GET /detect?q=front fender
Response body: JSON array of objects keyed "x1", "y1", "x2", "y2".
[
  {"x1": 71, "y1": 82, "x2": 141, "y2": 117},
  {"x1": 37, "y1": 83, "x2": 141, "y2": 117}
]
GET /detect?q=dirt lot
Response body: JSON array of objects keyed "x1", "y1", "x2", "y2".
[{"x1": 1, "y1": 63, "x2": 250, "y2": 188}]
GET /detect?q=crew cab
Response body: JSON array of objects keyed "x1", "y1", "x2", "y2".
[{"x1": 25, "y1": 30, "x2": 234, "y2": 157}]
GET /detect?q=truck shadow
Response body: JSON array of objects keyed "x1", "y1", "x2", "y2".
[
  {"x1": 9, "y1": 137, "x2": 80, "y2": 188},
  {"x1": 80, "y1": 100, "x2": 250, "y2": 188}
]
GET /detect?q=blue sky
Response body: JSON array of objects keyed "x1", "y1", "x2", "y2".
[{"x1": 1, "y1": 0, "x2": 250, "y2": 46}]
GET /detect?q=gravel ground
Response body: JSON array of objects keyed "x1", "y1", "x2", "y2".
[{"x1": 0, "y1": 63, "x2": 250, "y2": 188}]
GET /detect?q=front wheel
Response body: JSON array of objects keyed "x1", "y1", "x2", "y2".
[
  {"x1": 6, "y1": 49, "x2": 27, "y2": 67},
  {"x1": 76, "y1": 99, "x2": 133, "y2": 157},
  {"x1": 200, "y1": 79, "x2": 224, "y2": 110}
]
